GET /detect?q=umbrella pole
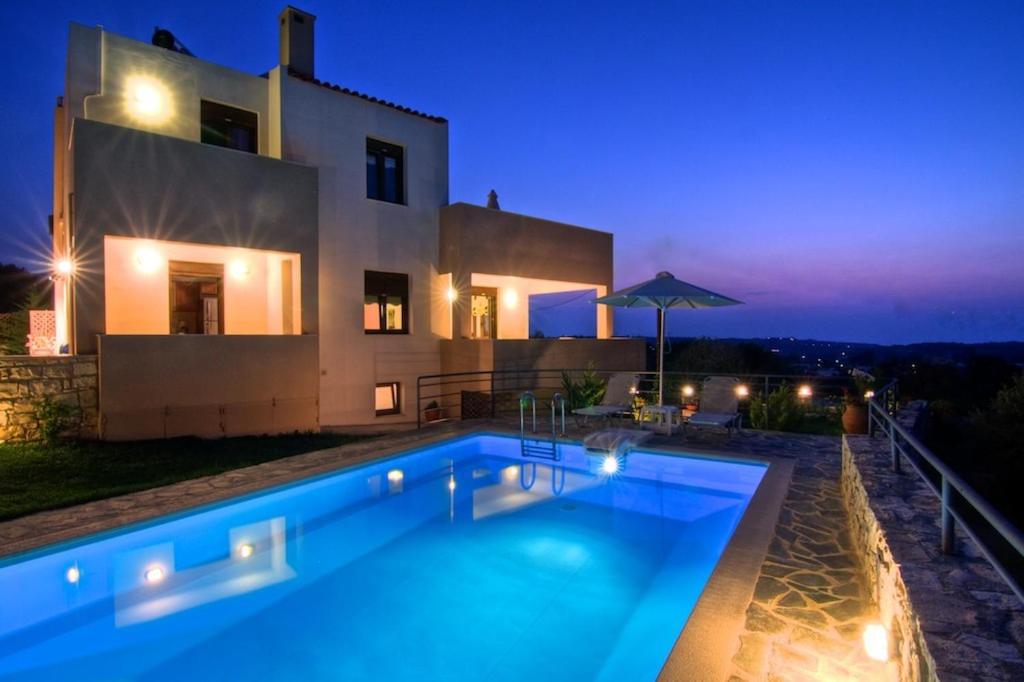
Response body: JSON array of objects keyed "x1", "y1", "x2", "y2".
[{"x1": 658, "y1": 307, "x2": 665, "y2": 406}]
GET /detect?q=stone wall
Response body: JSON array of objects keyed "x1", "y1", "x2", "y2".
[
  {"x1": 842, "y1": 403, "x2": 1024, "y2": 681},
  {"x1": 0, "y1": 356, "x2": 98, "y2": 442}
]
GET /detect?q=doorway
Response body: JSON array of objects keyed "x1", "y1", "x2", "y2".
[
  {"x1": 169, "y1": 262, "x2": 224, "y2": 334},
  {"x1": 470, "y1": 287, "x2": 497, "y2": 339}
]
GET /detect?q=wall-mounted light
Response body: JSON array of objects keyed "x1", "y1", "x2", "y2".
[
  {"x1": 65, "y1": 565, "x2": 81, "y2": 584},
  {"x1": 681, "y1": 384, "x2": 695, "y2": 398},
  {"x1": 55, "y1": 258, "x2": 74, "y2": 276},
  {"x1": 125, "y1": 76, "x2": 172, "y2": 123},
  {"x1": 237, "y1": 543, "x2": 255, "y2": 560},
  {"x1": 797, "y1": 384, "x2": 813, "y2": 399},
  {"x1": 143, "y1": 565, "x2": 166, "y2": 584},
  {"x1": 446, "y1": 286, "x2": 458, "y2": 303},
  {"x1": 502, "y1": 288, "x2": 518, "y2": 309},
  {"x1": 862, "y1": 623, "x2": 890, "y2": 661},
  {"x1": 229, "y1": 260, "x2": 250, "y2": 279},
  {"x1": 735, "y1": 384, "x2": 750, "y2": 399},
  {"x1": 135, "y1": 247, "x2": 162, "y2": 274}
]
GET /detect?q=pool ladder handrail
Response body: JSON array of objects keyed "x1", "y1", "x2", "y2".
[{"x1": 519, "y1": 391, "x2": 563, "y2": 460}]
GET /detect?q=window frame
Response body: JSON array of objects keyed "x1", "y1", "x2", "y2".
[
  {"x1": 200, "y1": 99, "x2": 259, "y2": 154},
  {"x1": 375, "y1": 381, "x2": 401, "y2": 416},
  {"x1": 364, "y1": 270, "x2": 409, "y2": 335},
  {"x1": 366, "y1": 137, "x2": 405, "y2": 205}
]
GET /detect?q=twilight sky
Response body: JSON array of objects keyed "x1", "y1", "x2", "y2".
[{"x1": 1, "y1": 1, "x2": 1022, "y2": 344}]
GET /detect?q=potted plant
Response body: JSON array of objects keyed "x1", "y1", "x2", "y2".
[{"x1": 424, "y1": 400, "x2": 444, "y2": 422}]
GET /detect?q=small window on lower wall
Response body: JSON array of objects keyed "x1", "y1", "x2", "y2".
[{"x1": 375, "y1": 382, "x2": 401, "y2": 416}]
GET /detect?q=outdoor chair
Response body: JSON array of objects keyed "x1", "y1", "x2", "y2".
[
  {"x1": 572, "y1": 373, "x2": 636, "y2": 427},
  {"x1": 685, "y1": 376, "x2": 743, "y2": 436}
]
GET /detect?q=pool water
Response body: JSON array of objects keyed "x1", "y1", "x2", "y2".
[{"x1": 0, "y1": 434, "x2": 765, "y2": 681}]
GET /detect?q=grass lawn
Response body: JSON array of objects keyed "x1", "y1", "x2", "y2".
[{"x1": 0, "y1": 432, "x2": 370, "y2": 522}]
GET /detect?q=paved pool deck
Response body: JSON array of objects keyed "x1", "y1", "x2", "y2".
[{"x1": 0, "y1": 421, "x2": 886, "y2": 680}]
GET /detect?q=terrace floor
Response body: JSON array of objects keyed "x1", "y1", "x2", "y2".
[{"x1": 0, "y1": 421, "x2": 885, "y2": 680}]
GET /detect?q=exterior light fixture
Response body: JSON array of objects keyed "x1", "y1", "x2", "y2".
[
  {"x1": 143, "y1": 565, "x2": 166, "y2": 584},
  {"x1": 797, "y1": 384, "x2": 813, "y2": 399},
  {"x1": 55, "y1": 258, "x2": 74, "y2": 276},
  {"x1": 237, "y1": 543, "x2": 255, "y2": 560},
  {"x1": 502, "y1": 288, "x2": 518, "y2": 309},
  {"x1": 125, "y1": 76, "x2": 171, "y2": 123},
  {"x1": 862, "y1": 623, "x2": 889, "y2": 661},
  {"x1": 65, "y1": 565, "x2": 81, "y2": 584},
  {"x1": 135, "y1": 248, "x2": 162, "y2": 274},
  {"x1": 864, "y1": 390, "x2": 876, "y2": 400},
  {"x1": 601, "y1": 455, "x2": 620, "y2": 475},
  {"x1": 229, "y1": 260, "x2": 250, "y2": 279},
  {"x1": 446, "y1": 286, "x2": 458, "y2": 303},
  {"x1": 735, "y1": 384, "x2": 750, "y2": 398},
  {"x1": 681, "y1": 384, "x2": 695, "y2": 398}
]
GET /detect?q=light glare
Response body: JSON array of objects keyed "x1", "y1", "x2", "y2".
[
  {"x1": 55, "y1": 258, "x2": 74, "y2": 275},
  {"x1": 143, "y1": 565, "x2": 166, "y2": 584},
  {"x1": 502, "y1": 289, "x2": 518, "y2": 309},
  {"x1": 229, "y1": 260, "x2": 250, "y2": 279},
  {"x1": 797, "y1": 384, "x2": 813, "y2": 399},
  {"x1": 446, "y1": 286, "x2": 457, "y2": 303},
  {"x1": 237, "y1": 543, "x2": 255, "y2": 559},
  {"x1": 125, "y1": 76, "x2": 170, "y2": 122},
  {"x1": 864, "y1": 390, "x2": 876, "y2": 400},
  {"x1": 601, "y1": 456, "x2": 620, "y2": 474},
  {"x1": 65, "y1": 566, "x2": 80, "y2": 584},
  {"x1": 681, "y1": 384, "x2": 695, "y2": 398},
  {"x1": 862, "y1": 623, "x2": 889, "y2": 661},
  {"x1": 448, "y1": 476, "x2": 457, "y2": 491},
  {"x1": 135, "y1": 248, "x2": 162, "y2": 274},
  {"x1": 735, "y1": 384, "x2": 750, "y2": 398}
]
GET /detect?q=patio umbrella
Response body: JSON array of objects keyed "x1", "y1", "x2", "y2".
[{"x1": 592, "y1": 271, "x2": 743, "y2": 405}]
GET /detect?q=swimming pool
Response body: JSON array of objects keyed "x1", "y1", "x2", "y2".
[{"x1": 0, "y1": 433, "x2": 766, "y2": 681}]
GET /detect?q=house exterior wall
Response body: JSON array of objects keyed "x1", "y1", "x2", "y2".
[
  {"x1": 98, "y1": 335, "x2": 318, "y2": 440},
  {"x1": 70, "y1": 118, "x2": 318, "y2": 353},
  {"x1": 439, "y1": 203, "x2": 615, "y2": 339},
  {"x1": 278, "y1": 74, "x2": 449, "y2": 427}
]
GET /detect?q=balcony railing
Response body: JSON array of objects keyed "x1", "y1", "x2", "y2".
[{"x1": 868, "y1": 381, "x2": 1024, "y2": 602}]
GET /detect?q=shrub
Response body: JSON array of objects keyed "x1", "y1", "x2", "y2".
[
  {"x1": 34, "y1": 397, "x2": 83, "y2": 445},
  {"x1": 560, "y1": 365, "x2": 606, "y2": 410},
  {"x1": 749, "y1": 383, "x2": 806, "y2": 432}
]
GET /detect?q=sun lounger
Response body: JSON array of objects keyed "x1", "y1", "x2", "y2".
[
  {"x1": 685, "y1": 376, "x2": 743, "y2": 436},
  {"x1": 572, "y1": 373, "x2": 636, "y2": 425}
]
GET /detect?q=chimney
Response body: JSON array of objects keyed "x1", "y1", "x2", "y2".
[
  {"x1": 486, "y1": 190, "x2": 501, "y2": 210},
  {"x1": 280, "y1": 6, "x2": 316, "y2": 78}
]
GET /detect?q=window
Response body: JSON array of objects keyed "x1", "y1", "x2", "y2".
[
  {"x1": 471, "y1": 287, "x2": 497, "y2": 339},
  {"x1": 364, "y1": 271, "x2": 409, "y2": 333},
  {"x1": 169, "y1": 262, "x2": 223, "y2": 334},
  {"x1": 375, "y1": 382, "x2": 401, "y2": 416},
  {"x1": 201, "y1": 100, "x2": 258, "y2": 154},
  {"x1": 366, "y1": 138, "x2": 404, "y2": 204}
]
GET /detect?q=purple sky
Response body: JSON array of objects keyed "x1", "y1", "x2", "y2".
[{"x1": 1, "y1": 1, "x2": 1022, "y2": 343}]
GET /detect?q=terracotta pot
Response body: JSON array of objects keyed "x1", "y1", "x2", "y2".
[
  {"x1": 425, "y1": 407, "x2": 444, "y2": 422},
  {"x1": 842, "y1": 402, "x2": 868, "y2": 434}
]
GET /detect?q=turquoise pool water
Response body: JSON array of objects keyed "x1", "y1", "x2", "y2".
[{"x1": 0, "y1": 434, "x2": 765, "y2": 681}]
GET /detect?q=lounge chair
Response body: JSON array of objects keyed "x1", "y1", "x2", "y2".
[
  {"x1": 685, "y1": 376, "x2": 743, "y2": 436},
  {"x1": 572, "y1": 372, "x2": 636, "y2": 425}
]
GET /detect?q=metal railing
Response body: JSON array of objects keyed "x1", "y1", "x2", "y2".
[
  {"x1": 415, "y1": 367, "x2": 856, "y2": 428},
  {"x1": 867, "y1": 380, "x2": 1024, "y2": 602}
]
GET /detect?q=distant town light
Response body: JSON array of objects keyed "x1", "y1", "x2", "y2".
[
  {"x1": 862, "y1": 623, "x2": 889, "y2": 661},
  {"x1": 135, "y1": 247, "x2": 162, "y2": 274},
  {"x1": 735, "y1": 384, "x2": 750, "y2": 398},
  {"x1": 797, "y1": 384, "x2": 812, "y2": 399},
  {"x1": 681, "y1": 384, "x2": 695, "y2": 398}
]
